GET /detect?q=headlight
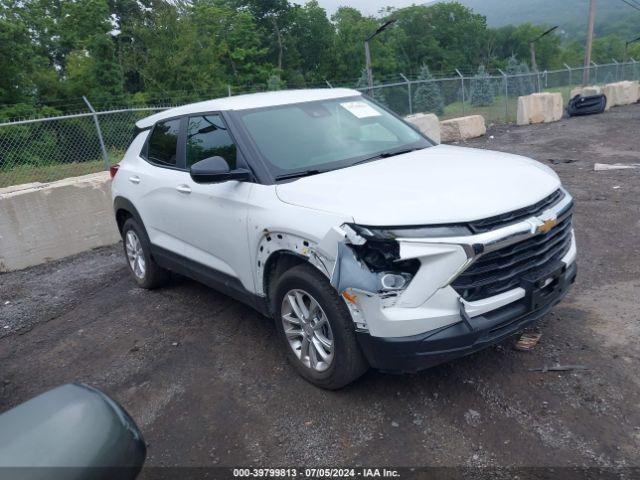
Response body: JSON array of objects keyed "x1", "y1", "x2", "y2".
[
  {"x1": 344, "y1": 224, "x2": 473, "y2": 292},
  {"x1": 345, "y1": 227, "x2": 417, "y2": 275}
]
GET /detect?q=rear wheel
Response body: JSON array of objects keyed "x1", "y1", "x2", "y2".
[
  {"x1": 122, "y1": 218, "x2": 168, "y2": 289},
  {"x1": 273, "y1": 264, "x2": 368, "y2": 389}
]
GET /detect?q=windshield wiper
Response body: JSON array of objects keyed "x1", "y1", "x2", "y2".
[
  {"x1": 275, "y1": 169, "x2": 323, "y2": 181},
  {"x1": 275, "y1": 147, "x2": 425, "y2": 180},
  {"x1": 352, "y1": 147, "x2": 425, "y2": 166}
]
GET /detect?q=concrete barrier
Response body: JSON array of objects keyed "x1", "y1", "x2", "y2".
[
  {"x1": 517, "y1": 92, "x2": 563, "y2": 126},
  {"x1": 0, "y1": 172, "x2": 120, "y2": 272},
  {"x1": 603, "y1": 81, "x2": 640, "y2": 110},
  {"x1": 405, "y1": 113, "x2": 441, "y2": 144},
  {"x1": 440, "y1": 115, "x2": 486, "y2": 143},
  {"x1": 569, "y1": 85, "x2": 603, "y2": 99}
]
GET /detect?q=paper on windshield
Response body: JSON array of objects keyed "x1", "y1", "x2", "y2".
[{"x1": 340, "y1": 101, "x2": 381, "y2": 119}]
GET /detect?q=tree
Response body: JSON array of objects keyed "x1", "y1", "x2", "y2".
[
  {"x1": 267, "y1": 74, "x2": 285, "y2": 91},
  {"x1": 413, "y1": 65, "x2": 444, "y2": 116},
  {"x1": 0, "y1": 16, "x2": 42, "y2": 104},
  {"x1": 286, "y1": 1, "x2": 334, "y2": 83},
  {"x1": 332, "y1": 8, "x2": 376, "y2": 82},
  {"x1": 505, "y1": 56, "x2": 535, "y2": 96},
  {"x1": 229, "y1": 0, "x2": 292, "y2": 72},
  {"x1": 490, "y1": 23, "x2": 562, "y2": 70},
  {"x1": 0, "y1": 0, "x2": 626, "y2": 119},
  {"x1": 470, "y1": 65, "x2": 494, "y2": 106},
  {"x1": 356, "y1": 69, "x2": 387, "y2": 106},
  {"x1": 516, "y1": 62, "x2": 537, "y2": 96}
]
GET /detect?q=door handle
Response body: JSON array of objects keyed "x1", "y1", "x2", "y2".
[
  {"x1": 129, "y1": 176, "x2": 141, "y2": 184},
  {"x1": 176, "y1": 185, "x2": 192, "y2": 194}
]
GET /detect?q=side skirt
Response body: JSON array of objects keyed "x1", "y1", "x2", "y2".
[{"x1": 150, "y1": 245, "x2": 271, "y2": 318}]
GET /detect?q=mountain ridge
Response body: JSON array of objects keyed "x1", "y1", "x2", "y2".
[{"x1": 422, "y1": 0, "x2": 640, "y2": 39}]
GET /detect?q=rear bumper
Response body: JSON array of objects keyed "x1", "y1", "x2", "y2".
[{"x1": 356, "y1": 261, "x2": 577, "y2": 374}]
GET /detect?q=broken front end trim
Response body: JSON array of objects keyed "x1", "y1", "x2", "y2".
[
  {"x1": 356, "y1": 261, "x2": 576, "y2": 373},
  {"x1": 256, "y1": 188, "x2": 575, "y2": 343}
]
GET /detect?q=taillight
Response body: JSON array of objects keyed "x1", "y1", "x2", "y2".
[{"x1": 109, "y1": 163, "x2": 120, "y2": 179}]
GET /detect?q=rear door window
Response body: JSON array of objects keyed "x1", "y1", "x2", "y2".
[
  {"x1": 186, "y1": 115, "x2": 237, "y2": 169},
  {"x1": 147, "y1": 119, "x2": 181, "y2": 167}
]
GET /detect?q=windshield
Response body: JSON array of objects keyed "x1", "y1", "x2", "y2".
[{"x1": 233, "y1": 96, "x2": 431, "y2": 179}]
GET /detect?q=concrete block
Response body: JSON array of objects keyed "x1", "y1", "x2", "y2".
[
  {"x1": 603, "y1": 81, "x2": 640, "y2": 110},
  {"x1": 405, "y1": 112, "x2": 441, "y2": 144},
  {"x1": 440, "y1": 115, "x2": 486, "y2": 143},
  {"x1": 0, "y1": 172, "x2": 120, "y2": 272},
  {"x1": 570, "y1": 85, "x2": 602, "y2": 99},
  {"x1": 517, "y1": 92, "x2": 563, "y2": 126}
]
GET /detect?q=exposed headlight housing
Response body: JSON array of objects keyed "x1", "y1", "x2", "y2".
[
  {"x1": 347, "y1": 223, "x2": 471, "y2": 266},
  {"x1": 346, "y1": 225, "x2": 418, "y2": 275},
  {"x1": 348, "y1": 223, "x2": 472, "y2": 240},
  {"x1": 344, "y1": 223, "x2": 473, "y2": 292}
]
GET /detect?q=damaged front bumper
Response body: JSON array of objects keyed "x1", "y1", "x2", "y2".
[
  {"x1": 318, "y1": 188, "x2": 577, "y2": 372},
  {"x1": 356, "y1": 261, "x2": 577, "y2": 373}
]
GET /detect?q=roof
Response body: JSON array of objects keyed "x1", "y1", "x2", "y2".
[{"x1": 135, "y1": 88, "x2": 362, "y2": 129}]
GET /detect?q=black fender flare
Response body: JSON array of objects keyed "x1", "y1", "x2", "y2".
[{"x1": 113, "y1": 196, "x2": 147, "y2": 239}]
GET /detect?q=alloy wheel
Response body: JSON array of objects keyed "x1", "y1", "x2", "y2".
[
  {"x1": 281, "y1": 289, "x2": 334, "y2": 372},
  {"x1": 125, "y1": 230, "x2": 146, "y2": 280}
]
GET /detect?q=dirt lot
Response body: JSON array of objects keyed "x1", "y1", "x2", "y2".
[{"x1": 1, "y1": 104, "x2": 640, "y2": 473}]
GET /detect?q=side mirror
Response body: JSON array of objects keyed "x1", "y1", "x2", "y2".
[
  {"x1": 189, "y1": 156, "x2": 251, "y2": 184},
  {"x1": 0, "y1": 383, "x2": 146, "y2": 478}
]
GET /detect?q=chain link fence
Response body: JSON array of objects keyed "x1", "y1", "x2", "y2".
[
  {"x1": 368, "y1": 60, "x2": 640, "y2": 124},
  {"x1": 1, "y1": 60, "x2": 639, "y2": 188},
  {"x1": 0, "y1": 107, "x2": 167, "y2": 188}
]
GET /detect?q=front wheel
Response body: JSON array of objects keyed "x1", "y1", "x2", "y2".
[{"x1": 273, "y1": 264, "x2": 369, "y2": 389}]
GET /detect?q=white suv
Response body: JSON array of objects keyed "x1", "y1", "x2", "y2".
[{"x1": 111, "y1": 88, "x2": 577, "y2": 389}]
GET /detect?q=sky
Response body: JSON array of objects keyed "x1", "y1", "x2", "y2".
[{"x1": 311, "y1": 0, "x2": 422, "y2": 16}]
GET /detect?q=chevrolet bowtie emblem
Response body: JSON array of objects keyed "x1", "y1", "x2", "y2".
[{"x1": 537, "y1": 218, "x2": 558, "y2": 234}]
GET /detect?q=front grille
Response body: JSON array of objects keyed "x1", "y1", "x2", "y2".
[
  {"x1": 453, "y1": 204, "x2": 573, "y2": 302},
  {"x1": 467, "y1": 189, "x2": 565, "y2": 233}
]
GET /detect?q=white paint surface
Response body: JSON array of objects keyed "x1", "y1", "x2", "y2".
[{"x1": 276, "y1": 144, "x2": 560, "y2": 226}]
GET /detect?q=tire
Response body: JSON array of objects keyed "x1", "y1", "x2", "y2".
[
  {"x1": 121, "y1": 218, "x2": 168, "y2": 289},
  {"x1": 272, "y1": 264, "x2": 369, "y2": 389}
]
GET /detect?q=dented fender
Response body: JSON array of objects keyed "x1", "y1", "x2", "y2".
[{"x1": 254, "y1": 221, "x2": 471, "y2": 335}]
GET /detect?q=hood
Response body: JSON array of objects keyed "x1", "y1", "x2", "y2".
[{"x1": 275, "y1": 145, "x2": 561, "y2": 226}]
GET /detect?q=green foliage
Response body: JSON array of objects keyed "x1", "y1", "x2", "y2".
[
  {"x1": 488, "y1": 23, "x2": 561, "y2": 71},
  {"x1": 0, "y1": 104, "x2": 61, "y2": 123},
  {"x1": 470, "y1": 65, "x2": 494, "y2": 106},
  {"x1": 505, "y1": 56, "x2": 535, "y2": 97},
  {"x1": 267, "y1": 74, "x2": 285, "y2": 91},
  {"x1": 413, "y1": 65, "x2": 444, "y2": 116},
  {"x1": 356, "y1": 69, "x2": 387, "y2": 106},
  {"x1": 0, "y1": 0, "x2": 635, "y2": 120}
]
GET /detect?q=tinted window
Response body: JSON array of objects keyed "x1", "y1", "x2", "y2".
[
  {"x1": 235, "y1": 97, "x2": 426, "y2": 175},
  {"x1": 147, "y1": 119, "x2": 181, "y2": 167},
  {"x1": 186, "y1": 115, "x2": 237, "y2": 169}
]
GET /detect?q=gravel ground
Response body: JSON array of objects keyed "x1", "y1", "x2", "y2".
[{"x1": 1, "y1": 104, "x2": 639, "y2": 473}]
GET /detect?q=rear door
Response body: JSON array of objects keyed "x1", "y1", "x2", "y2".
[{"x1": 133, "y1": 117, "x2": 188, "y2": 255}]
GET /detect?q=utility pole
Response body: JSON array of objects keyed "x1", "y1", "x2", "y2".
[
  {"x1": 529, "y1": 26, "x2": 558, "y2": 92},
  {"x1": 530, "y1": 41, "x2": 538, "y2": 73},
  {"x1": 529, "y1": 26, "x2": 558, "y2": 74},
  {"x1": 364, "y1": 41, "x2": 373, "y2": 94},
  {"x1": 364, "y1": 19, "x2": 397, "y2": 96},
  {"x1": 583, "y1": 0, "x2": 597, "y2": 85}
]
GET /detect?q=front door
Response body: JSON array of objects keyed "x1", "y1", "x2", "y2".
[{"x1": 175, "y1": 113, "x2": 254, "y2": 291}]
